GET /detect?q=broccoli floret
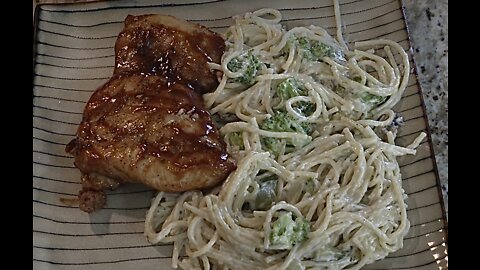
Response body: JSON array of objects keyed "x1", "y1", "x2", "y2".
[
  {"x1": 279, "y1": 36, "x2": 296, "y2": 57},
  {"x1": 255, "y1": 178, "x2": 278, "y2": 210},
  {"x1": 227, "y1": 132, "x2": 244, "y2": 150},
  {"x1": 350, "y1": 76, "x2": 387, "y2": 105},
  {"x1": 227, "y1": 51, "x2": 262, "y2": 85},
  {"x1": 305, "y1": 178, "x2": 315, "y2": 194},
  {"x1": 334, "y1": 84, "x2": 347, "y2": 97},
  {"x1": 314, "y1": 246, "x2": 349, "y2": 261},
  {"x1": 334, "y1": 76, "x2": 387, "y2": 108},
  {"x1": 270, "y1": 212, "x2": 310, "y2": 247},
  {"x1": 297, "y1": 37, "x2": 310, "y2": 49},
  {"x1": 261, "y1": 111, "x2": 311, "y2": 134},
  {"x1": 277, "y1": 79, "x2": 315, "y2": 117},
  {"x1": 352, "y1": 76, "x2": 362, "y2": 83},
  {"x1": 277, "y1": 78, "x2": 307, "y2": 101},
  {"x1": 260, "y1": 111, "x2": 312, "y2": 156},
  {"x1": 296, "y1": 36, "x2": 344, "y2": 62},
  {"x1": 360, "y1": 92, "x2": 387, "y2": 106},
  {"x1": 311, "y1": 41, "x2": 334, "y2": 59},
  {"x1": 261, "y1": 137, "x2": 286, "y2": 158},
  {"x1": 293, "y1": 101, "x2": 316, "y2": 117}
]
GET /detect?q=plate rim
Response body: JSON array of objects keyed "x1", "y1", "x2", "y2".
[{"x1": 32, "y1": 0, "x2": 448, "y2": 264}]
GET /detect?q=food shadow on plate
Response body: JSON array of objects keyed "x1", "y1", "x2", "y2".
[{"x1": 85, "y1": 184, "x2": 156, "y2": 235}]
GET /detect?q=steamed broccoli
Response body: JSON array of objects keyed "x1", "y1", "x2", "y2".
[
  {"x1": 314, "y1": 246, "x2": 349, "y2": 261},
  {"x1": 351, "y1": 77, "x2": 387, "y2": 106},
  {"x1": 270, "y1": 212, "x2": 310, "y2": 247},
  {"x1": 279, "y1": 36, "x2": 297, "y2": 57},
  {"x1": 333, "y1": 83, "x2": 347, "y2": 97},
  {"x1": 260, "y1": 111, "x2": 312, "y2": 156},
  {"x1": 294, "y1": 101, "x2": 315, "y2": 117},
  {"x1": 352, "y1": 76, "x2": 362, "y2": 83},
  {"x1": 360, "y1": 92, "x2": 387, "y2": 106},
  {"x1": 261, "y1": 137, "x2": 286, "y2": 158},
  {"x1": 277, "y1": 78, "x2": 307, "y2": 101},
  {"x1": 261, "y1": 111, "x2": 312, "y2": 135},
  {"x1": 296, "y1": 36, "x2": 344, "y2": 62},
  {"x1": 297, "y1": 36, "x2": 310, "y2": 49},
  {"x1": 311, "y1": 41, "x2": 334, "y2": 59},
  {"x1": 305, "y1": 178, "x2": 315, "y2": 194},
  {"x1": 227, "y1": 132, "x2": 244, "y2": 150},
  {"x1": 277, "y1": 78, "x2": 315, "y2": 117},
  {"x1": 227, "y1": 51, "x2": 262, "y2": 85}
]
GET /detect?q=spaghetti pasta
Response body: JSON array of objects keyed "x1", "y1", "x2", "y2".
[{"x1": 145, "y1": 5, "x2": 425, "y2": 270}]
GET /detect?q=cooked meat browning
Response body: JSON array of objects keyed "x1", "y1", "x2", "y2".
[
  {"x1": 115, "y1": 15, "x2": 225, "y2": 93},
  {"x1": 66, "y1": 14, "x2": 236, "y2": 212}
]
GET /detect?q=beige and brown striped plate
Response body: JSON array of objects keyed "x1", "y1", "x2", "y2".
[{"x1": 33, "y1": 0, "x2": 448, "y2": 269}]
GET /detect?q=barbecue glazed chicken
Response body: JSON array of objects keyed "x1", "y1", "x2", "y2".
[{"x1": 66, "y1": 14, "x2": 236, "y2": 213}]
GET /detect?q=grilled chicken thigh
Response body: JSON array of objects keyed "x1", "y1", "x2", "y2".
[{"x1": 66, "y1": 14, "x2": 235, "y2": 212}]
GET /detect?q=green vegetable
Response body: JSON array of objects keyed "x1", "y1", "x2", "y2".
[
  {"x1": 270, "y1": 212, "x2": 310, "y2": 246},
  {"x1": 227, "y1": 51, "x2": 262, "y2": 85},
  {"x1": 293, "y1": 101, "x2": 315, "y2": 117},
  {"x1": 255, "y1": 178, "x2": 278, "y2": 210},
  {"x1": 335, "y1": 77, "x2": 387, "y2": 107},
  {"x1": 352, "y1": 76, "x2": 362, "y2": 83},
  {"x1": 261, "y1": 137, "x2": 286, "y2": 157},
  {"x1": 305, "y1": 178, "x2": 315, "y2": 194},
  {"x1": 360, "y1": 92, "x2": 387, "y2": 106},
  {"x1": 334, "y1": 84, "x2": 346, "y2": 96},
  {"x1": 277, "y1": 78, "x2": 307, "y2": 101},
  {"x1": 311, "y1": 41, "x2": 334, "y2": 59},
  {"x1": 279, "y1": 36, "x2": 296, "y2": 57},
  {"x1": 350, "y1": 76, "x2": 387, "y2": 106},
  {"x1": 296, "y1": 36, "x2": 344, "y2": 62},
  {"x1": 227, "y1": 132, "x2": 244, "y2": 150},
  {"x1": 261, "y1": 111, "x2": 312, "y2": 135},
  {"x1": 260, "y1": 111, "x2": 312, "y2": 156},
  {"x1": 314, "y1": 246, "x2": 348, "y2": 261},
  {"x1": 276, "y1": 78, "x2": 315, "y2": 117},
  {"x1": 297, "y1": 37, "x2": 310, "y2": 49}
]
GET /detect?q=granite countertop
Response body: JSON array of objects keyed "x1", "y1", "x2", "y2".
[{"x1": 403, "y1": 0, "x2": 448, "y2": 218}]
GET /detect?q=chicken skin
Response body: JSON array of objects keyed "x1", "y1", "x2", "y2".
[{"x1": 66, "y1": 14, "x2": 236, "y2": 212}]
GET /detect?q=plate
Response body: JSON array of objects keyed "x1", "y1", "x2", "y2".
[{"x1": 33, "y1": 0, "x2": 448, "y2": 269}]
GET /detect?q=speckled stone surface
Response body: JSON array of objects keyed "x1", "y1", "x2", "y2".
[{"x1": 402, "y1": 0, "x2": 448, "y2": 218}]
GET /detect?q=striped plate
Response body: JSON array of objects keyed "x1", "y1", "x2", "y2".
[{"x1": 33, "y1": 0, "x2": 448, "y2": 269}]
